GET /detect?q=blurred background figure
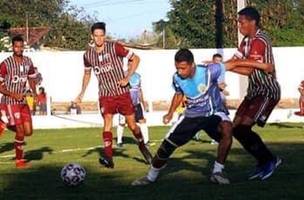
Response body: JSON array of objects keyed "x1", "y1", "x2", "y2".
[
  {"x1": 294, "y1": 80, "x2": 304, "y2": 116},
  {"x1": 37, "y1": 87, "x2": 47, "y2": 115},
  {"x1": 25, "y1": 89, "x2": 35, "y2": 115},
  {"x1": 67, "y1": 101, "x2": 81, "y2": 115}
]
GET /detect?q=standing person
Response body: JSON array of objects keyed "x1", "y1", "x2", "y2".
[
  {"x1": 116, "y1": 72, "x2": 150, "y2": 147},
  {"x1": 0, "y1": 35, "x2": 38, "y2": 168},
  {"x1": 25, "y1": 90, "x2": 35, "y2": 115},
  {"x1": 294, "y1": 80, "x2": 304, "y2": 116},
  {"x1": 132, "y1": 49, "x2": 233, "y2": 186},
  {"x1": 37, "y1": 87, "x2": 47, "y2": 115},
  {"x1": 75, "y1": 22, "x2": 152, "y2": 168},
  {"x1": 227, "y1": 7, "x2": 282, "y2": 180}
]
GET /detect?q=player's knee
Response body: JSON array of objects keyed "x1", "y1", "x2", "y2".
[
  {"x1": 219, "y1": 121, "x2": 233, "y2": 138},
  {"x1": 24, "y1": 129, "x2": 33, "y2": 136}
]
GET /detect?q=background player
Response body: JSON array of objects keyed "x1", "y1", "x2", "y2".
[{"x1": 294, "y1": 80, "x2": 304, "y2": 116}]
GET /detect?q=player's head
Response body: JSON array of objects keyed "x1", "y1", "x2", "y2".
[
  {"x1": 212, "y1": 53, "x2": 223, "y2": 64},
  {"x1": 238, "y1": 6, "x2": 260, "y2": 36},
  {"x1": 91, "y1": 22, "x2": 106, "y2": 47},
  {"x1": 12, "y1": 35, "x2": 24, "y2": 56},
  {"x1": 175, "y1": 49, "x2": 195, "y2": 79}
]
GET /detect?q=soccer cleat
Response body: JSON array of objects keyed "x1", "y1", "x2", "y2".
[
  {"x1": 260, "y1": 157, "x2": 282, "y2": 181},
  {"x1": 16, "y1": 159, "x2": 31, "y2": 169},
  {"x1": 210, "y1": 172, "x2": 230, "y2": 184},
  {"x1": 99, "y1": 157, "x2": 114, "y2": 168},
  {"x1": 0, "y1": 120, "x2": 6, "y2": 137},
  {"x1": 248, "y1": 165, "x2": 264, "y2": 180},
  {"x1": 138, "y1": 144, "x2": 153, "y2": 164},
  {"x1": 131, "y1": 176, "x2": 153, "y2": 186}
]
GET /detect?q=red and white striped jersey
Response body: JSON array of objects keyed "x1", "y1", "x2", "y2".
[
  {"x1": 235, "y1": 29, "x2": 281, "y2": 100},
  {"x1": 0, "y1": 56, "x2": 37, "y2": 104},
  {"x1": 83, "y1": 41, "x2": 134, "y2": 97}
]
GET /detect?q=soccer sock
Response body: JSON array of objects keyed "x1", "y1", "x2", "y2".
[
  {"x1": 116, "y1": 124, "x2": 124, "y2": 144},
  {"x1": 103, "y1": 131, "x2": 113, "y2": 159},
  {"x1": 14, "y1": 135, "x2": 24, "y2": 161},
  {"x1": 139, "y1": 123, "x2": 149, "y2": 144},
  {"x1": 234, "y1": 125, "x2": 274, "y2": 165},
  {"x1": 147, "y1": 166, "x2": 161, "y2": 182},
  {"x1": 212, "y1": 161, "x2": 224, "y2": 174}
]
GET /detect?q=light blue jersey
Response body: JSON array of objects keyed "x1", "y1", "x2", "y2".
[
  {"x1": 129, "y1": 72, "x2": 141, "y2": 105},
  {"x1": 173, "y1": 63, "x2": 228, "y2": 118}
]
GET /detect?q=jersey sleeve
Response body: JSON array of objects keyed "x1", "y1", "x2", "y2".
[
  {"x1": 28, "y1": 59, "x2": 38, "y2": 78},
  {"x1": 83, "y1": 54, "x2": 91, "y2": 71},
  {"x1": 208, "y1": 63, "x2": 223, "y2": 82},
  {"x1": 0, "y1": 62, "x2": 7, "y2": 82},
  {"x1": 115, "y1": 43, "x2": 134, "y2": 60},
  {"x1": 217, "y1": 63, "x2": 226, "y2": 83},
  {"x1": 172, "y1": 75, "x2": 183, "y2": 94},
  {"x1": 248, "y1": 39, "x2": 266, "y2": 63}
]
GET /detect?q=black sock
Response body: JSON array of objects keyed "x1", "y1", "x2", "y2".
[{"x1": 233, "y1": 125, "x2": 274, "y2": 165}]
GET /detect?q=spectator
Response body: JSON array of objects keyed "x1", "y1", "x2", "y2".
[
  {"x1": 68, "y1": 101, "x2": 81, "y2": 115},
  {"x1": 37, "y1": 87, "x2": 47, "y2": 115},
  {"x1": 25, "y1": 89, "x2": 35, "y2": 115}
]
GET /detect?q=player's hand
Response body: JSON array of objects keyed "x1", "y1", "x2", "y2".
[
  {"x1": 163, "y1": 113, "x2": 173, "y2": 124},
  {"x1": 10, "y1": 93, "x2": 24, "y2": 101},
  {"x1": 117, "y1": 78, "x2": 129, "y2": 87}
]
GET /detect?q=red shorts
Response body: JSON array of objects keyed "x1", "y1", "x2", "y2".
[
  {"x1": 99, "y1": 93, "x2": 134, "y2": 116},
  {"x1": 235, "y1": 95, "x2": 279, "y2": 127},
  {"x1": 0, "y1": 104, "x2": 32, "y2": 126}
]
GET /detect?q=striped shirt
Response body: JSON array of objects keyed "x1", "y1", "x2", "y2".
[
  {"x1": 84, "y1": 41, "x2": 134, "y2": 97},
  {"x1": 0, "y1": 56, "x2": 37, "y2": 104},
  {"x1": 235, "y1": 29, "x2": 281, "y2": 100}
]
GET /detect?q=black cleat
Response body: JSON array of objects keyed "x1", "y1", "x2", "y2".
[{"x1": 99, "y1": 157, "x2": 114, "y2": 168}]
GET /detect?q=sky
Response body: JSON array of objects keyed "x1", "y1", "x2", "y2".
[{"x1": 69, "y1": 0, "x2": 171, "y2": 39}]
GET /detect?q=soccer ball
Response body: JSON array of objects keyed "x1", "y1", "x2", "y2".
[{"x1": 60, "y1": 163, "x2": 86, "y2": 186}]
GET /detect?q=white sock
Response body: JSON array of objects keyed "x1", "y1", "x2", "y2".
[
  {"x1": 139, "y1": 123, "x2": 149, "y2": 144},
  {"x1": 212, "y1": 161, "x2": 224, "y2": 174},
  {"x1": 147, "y1": 166, "x2": 161, "y2": 182},
  {"x1": 116, "y1": 124, "x2": 124, "y2": 144}
]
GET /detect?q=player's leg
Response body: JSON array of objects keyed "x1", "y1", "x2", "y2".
[
  {"x1": 203, "y1": 114, "x2": 232, "y2": 184},
  {"x1": 135, "y1": 104, "x2": 149, "y2": 144},
  {"x1": 233, "y1": 96, "x2": 281, "y2": 180},
  {"x1": 98, "y1": 96, "x2": 116, "y2": 168},
  {"x1": 21, "y1": 104, "x2": 33, "y2": 137},
  {"x1": 132, "y1": 116, "x2": 201, "y2": 186},
  {"x1": 125, "y1": 114, "x2": 152, "y2": 164},
  {"x1": 116, "y1": 114, "x2": 125, "y2": 147}
]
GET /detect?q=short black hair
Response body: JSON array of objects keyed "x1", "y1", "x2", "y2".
[
  {"x1": 238, "y1": 6, "x2": 260, "y2": 27},
  {"x1": 213, "y1": 53, "x2": 222, "y2": 59},
  {"x1": 12, "y1": 35, "x2": 24, "y2": 45},
  {"x1": 175, "y1": 49, "x2": 194, "y2": 64},
  {"x1": 91, "y1": 22, "x2": 106, "y2": 34}
]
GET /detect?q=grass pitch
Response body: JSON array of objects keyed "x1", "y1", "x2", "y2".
[{"x1": 0, "y1": 123, "x2": 304, "y2": 200}]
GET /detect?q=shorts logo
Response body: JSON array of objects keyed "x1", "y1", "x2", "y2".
[{"x1": 14, "y1": 112, "x2": 21, "y2": 119}]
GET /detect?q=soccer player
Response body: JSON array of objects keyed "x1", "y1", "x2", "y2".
[
  {"x1": 75, "y1": 22, "x2": 152, "y2": 168},
  {"x1": 116, "y1": 72, "x2": 150, "y2": 147},
  {"x1": 0, "y1": 35, "x2": 38, "y2": 168},
  {"x1": 294, "y1": 80, "x2": 304, "y2": 116},
  {"x1": 226, "y1": 7, "x2": 282, "y2": 180},
  {"x1": 132, "y1": 49, "x2": 234, "y2": 185}
]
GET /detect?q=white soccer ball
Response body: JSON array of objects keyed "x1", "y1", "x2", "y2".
[{"x1": 60, "y1": 163, "x2": 86, "y2": 186}]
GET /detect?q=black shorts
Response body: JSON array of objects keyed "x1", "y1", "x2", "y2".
[
  {"x1": 166, "y1": 114, "x2": 223, "y2": 147},
  {"x1": 134, "y1": 104, "x2": 144, "y2": 122}
]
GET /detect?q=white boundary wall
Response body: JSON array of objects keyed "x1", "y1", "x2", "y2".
[{"x1": 1, "y1": 47, "x2": 304, "y2": 128}]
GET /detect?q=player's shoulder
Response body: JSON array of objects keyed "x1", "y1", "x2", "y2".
[
  {"x1": 23, "y1": 55, "x2": 33, "y2": 62},
  {"x1": 254, "y1": 30, "x2": 271, "y2": 45}
]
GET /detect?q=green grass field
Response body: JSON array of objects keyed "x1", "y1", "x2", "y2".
[{"x1": 0, "y1": 123, "x2": 304, "y2": 200}]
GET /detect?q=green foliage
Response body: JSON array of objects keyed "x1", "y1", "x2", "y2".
[
  {"x1": 154, "y1": 0, "x2": 304, "y2": 48},
  {"x1": 0, "y1": 0, "x2": 94, "y2": 50}
]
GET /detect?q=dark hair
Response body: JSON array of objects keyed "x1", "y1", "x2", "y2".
[
  {"x1": 39, "y1": 87, "x2": 45, "y2": 94},
  {"x1": 213, "y1": 53, "x2": 222, "y2": 59},
  {"x1": 238, "y1": 6, "x2": 260, "y2": 27},
  {"x1": 12, "y1": 35, "x2": 24, "y2": 45},
  {"x1": 91, "y1": 22, "x2": 106, "y2": 34},
  {"x1": 175, "y1": 49, "x2": 194, "y2": 63}
]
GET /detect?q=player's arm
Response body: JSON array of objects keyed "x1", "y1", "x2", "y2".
[
  {"x1": 28, "y1": 62, "x2": 38, "y2": 97},
  {"x1": 115, "y1": 43, "x2": 140, "y2": 87},
  {"x1": 75, "y1": 55, "x2": 92, "y2": 103},
  {"x1": 229, "y1": 59, "x2": 274, "y2": 72},
  {"x1": 163, "y1": 93, "x2": 184, "y2": 124}
]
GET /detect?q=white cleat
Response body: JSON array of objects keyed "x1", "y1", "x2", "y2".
[
  {"x1": 131, "y1": 176, "x2": 153, "y2": 186},
  {"x1": 210, "y1": 172, "x2": 230, "y2": 185}
]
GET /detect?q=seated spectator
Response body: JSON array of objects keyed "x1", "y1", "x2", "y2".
[{"x1": 68, "y1": 101, "x2": 81, "y2": 115}]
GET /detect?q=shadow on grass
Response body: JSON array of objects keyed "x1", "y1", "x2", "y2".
[
  {"x1": 0, "y1": 142, "x2": 14, "y2": 154},
  {"x1": 268, "y1": 123, "x2": 304, "y2": 129},
  {"x1": 2, "y1": 142, "x2": 304, "y2": 200},
  {"x1": 25, "y1": 146, "x2": 54, "y2": 162}
]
